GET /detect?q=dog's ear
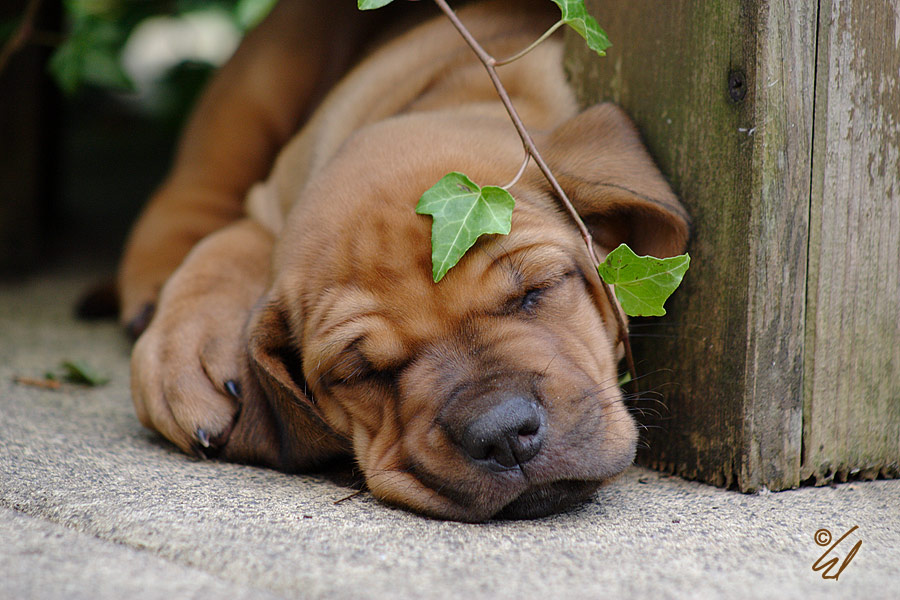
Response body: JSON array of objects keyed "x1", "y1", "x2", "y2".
[
  {"x1": 225, "y1": 294, "x2": 349, "y2": 471},
  {"x1": 540, "y1": 103, "x2": 690, "y2": 258}
]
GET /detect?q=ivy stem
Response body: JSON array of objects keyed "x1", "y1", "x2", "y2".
[
  {"x1": 432, "y1": 0, "x2": 636, "y2": 382},
  {"x1": 0, "y1": 0, "x2": 43, "y2": 76},
  {"x1": 501, "y1": 152, "x2": 530, "y2": 190},
  {"x1": 493, "y1": 19, "x2": 564, "y2": 67}
]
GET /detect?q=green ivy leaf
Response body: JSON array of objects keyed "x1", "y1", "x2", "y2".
[
  {"x1": 358, "y1": 0, "x2": 395, "y2": 9},
  {"x1": 549, "y1": 0, "x2": 611, "y2": 56},
  {"x1": 60, "y1": 360, "x2": 110, "y2": 386},
  {"x1": 597, "y1": 244, "x2": 690, "y2": 317},
  {"x1": 416, "y1": 172, "x2": 515, "y2": 283}
]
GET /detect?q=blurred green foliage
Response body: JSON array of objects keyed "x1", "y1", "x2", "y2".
[
  {"x1": 50, "y1": 0, "x2": 276, "y2": 93},
  {"x1": 2, "y1": 0, "x2": 276, "y2": 120}
]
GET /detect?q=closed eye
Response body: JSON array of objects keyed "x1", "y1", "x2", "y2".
[
  {"x1": 314, "y1": 337, "x2": 372, "y2": 385},
  {"x1": 507, "y1": 268, "x2": 577, "y2": 316},
  {"x1": 324, "y1": 337, "x2": 406, "y2": 387},
  {"x1": 520, "y1": 286, "x2": 548, "y2": 313}
]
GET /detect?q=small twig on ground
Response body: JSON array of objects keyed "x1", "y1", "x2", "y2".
[
  {"x1": 431, "y1": 0, "x2": 636, "y2": 381},
  {"x1": 13, "y1": 376, "x2": 62, "y2": 390}
]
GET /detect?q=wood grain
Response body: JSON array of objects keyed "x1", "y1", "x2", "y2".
[
  {"x1": 803, "y1": 0, "x2": 900, "y2": 484},
  {"x1": 740, "y1": 0, "x2": 816, "y2": 491},
  {"x1": 568, "y1": 0, "x2": 816, "y2": 490}
]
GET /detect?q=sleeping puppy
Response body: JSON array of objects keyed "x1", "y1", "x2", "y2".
[{"x1": 122, "y1": 0, "x2": 690, "y2": 521}]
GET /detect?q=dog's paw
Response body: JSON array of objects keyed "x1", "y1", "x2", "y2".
[
  {"x1": 118, "y1": 265, "x2": 176, "y2": 340},
  {"x1": 130, "y1": 306, "x2": 246, "y2": 457},
  {"x1": 125, "y1": 219, "x2": 273, "y2": 457}
]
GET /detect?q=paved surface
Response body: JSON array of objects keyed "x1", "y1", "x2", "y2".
[{"x1": 2, "y1": 261, "x2": 898, "y2": 599}]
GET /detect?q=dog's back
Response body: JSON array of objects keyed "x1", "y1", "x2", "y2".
[{"x1": 247, "y1": 0, "x2": 575, "y2": 233}]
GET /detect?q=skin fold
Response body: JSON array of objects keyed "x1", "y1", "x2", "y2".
[{"x1": 121, "y1": 0, "x2": 690, "y2": 521}]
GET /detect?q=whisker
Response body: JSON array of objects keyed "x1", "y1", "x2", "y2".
[{"x1": 540, "y1": 353, "x2": 560, "y2": 377}]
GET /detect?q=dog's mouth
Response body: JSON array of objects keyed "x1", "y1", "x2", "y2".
[
  {"x1": 382, "y1": 469, "x2": 606, "y2": 522},
  {"x1": 358, "y1": 374, "x2": 637, "y2": 521},
  {"x1": 493, "y1": 479, "x2": 602, "y2": 520},
  {"x1": 390, "y1": 450, "x2": 614, "y2": 521}
]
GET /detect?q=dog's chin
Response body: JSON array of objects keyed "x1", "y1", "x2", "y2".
[
  {"x1": 367, "y1": 466, "x2": 608, "y2": 522},
  {"x1": 492, "y1": 479, "x2": 602, "y2": 520}
]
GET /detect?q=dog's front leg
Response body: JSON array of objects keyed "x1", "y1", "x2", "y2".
[
  {"x1": 129, "y1": 219, "x2": 273, "y2": 457},
  {"x1": 117, "y1": 0, "x2": 369, "y2": 337}
]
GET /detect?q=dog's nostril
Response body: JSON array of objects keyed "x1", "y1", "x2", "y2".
[
  {"x1": 518, "y1": 420, "x2": 540, "y2": 437},
  {"x1": 458, "y1": 395, "x2": 544, "y2": 469}
]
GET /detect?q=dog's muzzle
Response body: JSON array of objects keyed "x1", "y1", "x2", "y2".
[
  {"x1": 449, "y1": 391, "x2": 546, "y2": 471},
  {"x1": 433, "y1": 373, "x2": 601, "y2": 519}
]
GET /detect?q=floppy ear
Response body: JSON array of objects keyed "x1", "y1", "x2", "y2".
[
  {"x1": 222, "y1": 294, "x2": 349, "y2": 471},
  {"x1": 540, "y1": 103, "x2": 690, "y2": 258}
]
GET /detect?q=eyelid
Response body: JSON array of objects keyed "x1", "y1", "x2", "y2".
[
  {"x1": 323, "y1": 338, "x2": 373, "y2": 384},
  {"x1": 522, "y1": 267, "x2": 577, "y2": 293},
  {"x1": 503, "y1": 267, "x2": 577, "y2": 314},
  {"x1": 327, "y1": 336, "x2": 410, "y2": 386}
]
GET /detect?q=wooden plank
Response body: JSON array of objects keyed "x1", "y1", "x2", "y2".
[
  {"x1": 567, "y1": 0, "x2": 814, "y2": 490},
  {"x1": 741, "y1": 0, "x2": 816, "y2": 491},
  {"x1": 803, "y1": 0, "x2": 900, "y2": 484}
]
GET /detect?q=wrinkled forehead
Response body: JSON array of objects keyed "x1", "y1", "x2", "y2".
[
  {"x1": 297, "y1": 196, "x2": 581, "y2": 346},
  {"x1": 273, "y1": 112, "x2": 533, "y2": 261},
  {"x1": 269, "y1": 115, "x2": 583, "y2": 336}
]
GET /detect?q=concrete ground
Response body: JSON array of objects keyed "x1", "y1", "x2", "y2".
[{"x1": 2, "y1": 260, "x2": 898, "y2": 600}]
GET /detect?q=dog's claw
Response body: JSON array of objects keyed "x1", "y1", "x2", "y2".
[
  {"x1": 127, "y1": 303, "x2": 156, "y2": 340},
  {"x1": 196, "y1": 428, "x2": 211, "y2": 448},
  {"x1": 190, "y1": 443, "x2": 208, "y2": 460},
  {"x1": 224, "y1": 379, "x2": 242, "y2": 399}
]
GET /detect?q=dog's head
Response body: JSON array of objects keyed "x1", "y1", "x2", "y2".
[{"x1": 241, "y1": 104, "x2": 689, "y2": 521}]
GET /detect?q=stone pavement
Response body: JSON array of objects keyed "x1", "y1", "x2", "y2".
[{"x1": 2, "y1": 261, "x2": 898, "y2": 599}]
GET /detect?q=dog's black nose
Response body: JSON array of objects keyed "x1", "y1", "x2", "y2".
[{"x1": 457, "y1": 394, "x2": 545, "y2": 469}]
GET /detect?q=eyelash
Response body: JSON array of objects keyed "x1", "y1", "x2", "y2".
[
  {"x1": 520, "y1": 286, "x2": 548, "y2": 313},
  {"x1": 328, "y1": 339, "x2": 406, "y2": 387},
  {"x1": 317, "y1": 337, "x2": 370, "y2": 384},
  {"x1": 322, "y1": 351, "x2": 368, "y2": 384},
  {"x1": 514, "y1": 269, "x2": 577, "y2": 315}
]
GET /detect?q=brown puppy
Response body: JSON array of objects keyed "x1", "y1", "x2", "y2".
[{"x1": 123, "y1": 0, "x2": 690, "y2": 521}]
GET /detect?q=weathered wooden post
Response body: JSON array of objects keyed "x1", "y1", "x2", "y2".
[{"x1": 566, "y1": 0, "x2": 899, "y2": 491}]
